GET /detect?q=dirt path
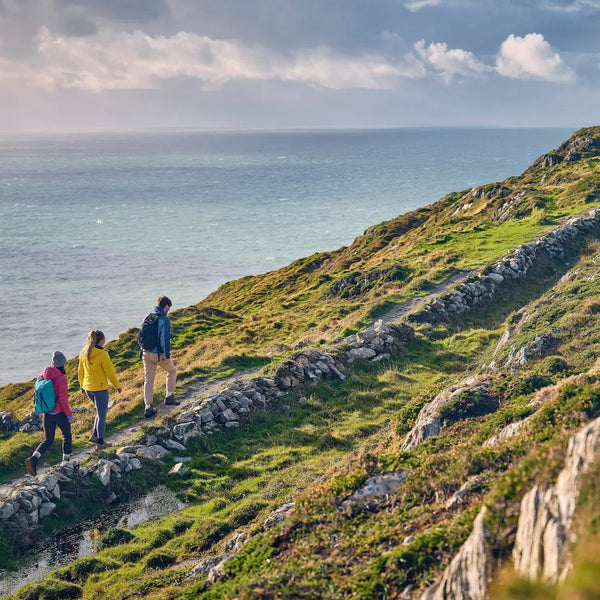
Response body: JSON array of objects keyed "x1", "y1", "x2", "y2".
[
  {"x1": 379, "y1": 269, "x2": 473, "y2": 324},
  {"x1": 0, "y1": 367, "x2": 262, "y2": 495},
  {"x1": 3, "y1": 269, "x2": 472, "y2": 493}
]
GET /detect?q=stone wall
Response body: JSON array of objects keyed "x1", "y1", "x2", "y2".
[
  {"x1": 0, "y1": 319, "x2": 414, "y2": 548},
  {"x1": 408, "y1": 208, "x2": 600, "y2": 326}
]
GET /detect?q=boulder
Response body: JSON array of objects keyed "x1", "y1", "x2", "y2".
[
  {"x1": 347, "y1": 347, "x2": 377, "y2": 361},
  {"x1": 39, "y1": 502, "x2": 56, "y2": 519},
  {"x1": 168, "y1": 463, "x2": 190, "y2": 477},
  {"x1": 96, "y1": 463, "x2": 112, "y2": 487},
  {"x1": 513, "y1": 415, "x2": 600, "y2": 582},
  {"x1": 420, "y1": 508, "x2": 492, "y2": 600},
  {"x1": 162, "y1": 439, "x2": 187, "y2": 452},
  {"x1": 348, "y1": 472, "x2": 409, "y2": 501},
  {"x1": 136, "y1": 445, "x2": 170, "y2": 461},
  {"x1": 263, "y1": 502, "x2": 295, "y2": 530},
  {"x1": 0, "y1": 501, "x2": 17, "y2": 520}
]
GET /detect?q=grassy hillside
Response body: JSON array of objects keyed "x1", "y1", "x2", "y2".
[{"x1": 3, "y1": 126, "x2": 600, "y2": 599}]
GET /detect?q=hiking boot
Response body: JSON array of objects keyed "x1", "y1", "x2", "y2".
[
  {"x1": 26, "y1": 455, "x2": 39, "y2": 476},
  {"x1": 144, "y1": 406, "x2": 157, "y2": 418},
  {"x1": 95, "y1": 441, "x2": 112, "y2": 451},
  {"x1": 164, "y1": 395, "x2": 180, "y2": 406},
  {"x1": 88, "y1": 434, "x2": 99, "y2": 443}
]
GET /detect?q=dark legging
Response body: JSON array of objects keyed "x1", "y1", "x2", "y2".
[
  {"x1": 36, "y1": 412, "x2": 72, "y2": 456},
  {"x1": 85, "y1": 389, "x2": 109, "y2": 439}
]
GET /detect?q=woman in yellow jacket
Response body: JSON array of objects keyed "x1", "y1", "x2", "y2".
[{"x1": 78, "y1": 330, "x2": 121, "y2": 450}]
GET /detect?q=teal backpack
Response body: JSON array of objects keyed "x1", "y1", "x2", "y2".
[{"x1": 34, "y1": 378, "x2": 56, "y2": 413}]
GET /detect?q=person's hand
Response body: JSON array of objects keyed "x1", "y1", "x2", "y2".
[{"x1": 67, "y1": 415, "x2": 74, "y2": 422}]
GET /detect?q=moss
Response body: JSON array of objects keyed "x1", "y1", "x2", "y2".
[
  {"x1": 97, "y1": 527, "x2": 135, "y2": 550},
  {"x1": 11, "y1": 578, "x2": 82, "y2": 600},
  {"x1": 53, "y1": 556, "x2": 122, "y2": 583},
  {"x1": 439, "y1": 388, "x2": 500, "y2": 424},
  {"x1": 144, "y1": 550, "x2": 178, "y2": 570}
]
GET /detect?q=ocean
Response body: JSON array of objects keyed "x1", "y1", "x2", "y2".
[{"x1": 0, "y1": 127, "x2": 573, "y2": 386}]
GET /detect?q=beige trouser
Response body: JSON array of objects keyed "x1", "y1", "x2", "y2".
[{"x1": 143, "y1": 352, "x2": 177, "y2": 406}]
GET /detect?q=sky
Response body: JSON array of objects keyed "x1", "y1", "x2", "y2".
[{"x1": 0, "y1": 0, "x2": 598, "y2": 131}]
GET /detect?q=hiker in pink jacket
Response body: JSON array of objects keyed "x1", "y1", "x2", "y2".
[{"x1": 26, "y1": 351, "x2": 74, "y2": 476}]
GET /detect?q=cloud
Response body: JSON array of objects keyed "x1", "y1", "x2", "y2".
[
  {"x1": 0, "y1": 26, "x2": 579, "y2": 95},
  {"x1": 280, "y1": 47, "x2": 426, "y2": 89},
  {"x1": 495, "y1": 32, "x2": 575, "y2": 82},
  {"x1": 0, "y1": 27, "x2": 427, "y2": 92},
  {"x1": 540, "y1": 0, "x2": 600, "y2": 11},
  {"x1": 414, "y1": 39, "x2": 489, "y2": 83},
  {"x1": 403, "y1": 0, "x2": 443, "y2": 12}
]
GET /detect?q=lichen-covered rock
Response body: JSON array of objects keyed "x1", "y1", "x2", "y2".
[
  {"x1": 348, "y1": 472, "x2": 409, "y2": 501},
  {"x1": 263, "y1": 502, "x2": 295, "y2": 530},
  {"x1": 420, "y1": 508, "x2": 492, "y2": 600},
  {"x1": 403, "y1": 379, "x2": 492, "y2": 451},
  {"x1": 136, "y1": 445, "x2": 170, "y2": 461},
  {"x1": 513, "y1": 416, "x2": 600, "y2": 582},
  {"x1": 483, "y1": 417, "x2": 531, "y2": 448},
  {"x1": 168, "y1": 463, "x2": 190, "y2": 477}
]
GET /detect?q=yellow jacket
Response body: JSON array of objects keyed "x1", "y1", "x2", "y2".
[{"x1": 78, "y1": 346, "x2": 121, "y2": 392}]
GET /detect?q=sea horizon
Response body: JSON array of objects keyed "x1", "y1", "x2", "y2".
[{"x1": 0, "y1": 126, "x2": 574, "y2": 386}]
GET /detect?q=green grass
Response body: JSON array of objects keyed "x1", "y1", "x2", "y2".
[{"x1": 4, "y1": 127, "x2": 600, "y2": 599}]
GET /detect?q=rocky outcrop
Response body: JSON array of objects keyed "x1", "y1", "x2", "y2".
[
  {"x1": 341, "y1": 471, "x2": 409, "y2": 514},
  {"x1": 513, "y1": 415, "x2": 600, "y2": 582},
  {"x1": 187, "y1": 531, "x2": 249, "y2": 583},
  {"x1": 263, "y1": 502, "x2": 295, "y2": 530},
  {"x1": 504, "y1": 332, "x2": 558, "y2": 369},
  {"x1": 403, "y1": 379, "x2": 492, "y2": 451},
  {"x1": 420, "y1": 507, "x2": 492, "y2": 600},
  {"x1": 483, "y1": 417, "x2": 531, "y2": 448},
  {"x1": 0, "y1": 411, "x2": 20, "y2": 434},
  {"x1": 408, "y1": 208, "x2": 600, "y2": 326},
  {"x1": 527, "y1": 128, "x2": 600, "y2": 172},
  {"x1": 2, "y1": 406, "x2": 89, "y2": 438}
]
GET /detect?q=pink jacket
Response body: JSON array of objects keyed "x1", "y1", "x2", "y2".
[{"x1": 39, "y1": 366, "x2": 73, "y2": 418}]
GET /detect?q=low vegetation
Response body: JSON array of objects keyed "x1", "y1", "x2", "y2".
[{"x1": 3, "y1": 127, "x2": 600, "y2": 598}]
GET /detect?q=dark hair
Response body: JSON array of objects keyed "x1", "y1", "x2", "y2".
[
  {"x1": 58, "y1": 366, "x2": 66, "y2": 375},
  {"x1": 157, "y1": 296, "x2": 172, "y2": 309}
]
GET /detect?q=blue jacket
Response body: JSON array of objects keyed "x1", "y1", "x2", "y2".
[{"x1": 148, "y1": 306, "x2": 172, "y2": 359}]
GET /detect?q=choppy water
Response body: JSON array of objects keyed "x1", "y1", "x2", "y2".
[{"x1": 0, "y1": 127, "x2": 572, "y2": 385}]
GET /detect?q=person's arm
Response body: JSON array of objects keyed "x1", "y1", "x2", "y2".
[
  {"x1": 102, "y1": 351, "x2": 121, "y2": 390},
  {"x1": 56, "y1": 375, "x2": 73, "y2": 419},
  {"x1": 161, "y1": 317, "x2": 171, "y2": 359},
  {"x1": 77, "y1": 355, "x2": 84, "y2": 389}
]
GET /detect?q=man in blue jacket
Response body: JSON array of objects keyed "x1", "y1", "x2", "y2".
[{"x1": 142, "y1": 295, "x2": 178, "y2": 417}]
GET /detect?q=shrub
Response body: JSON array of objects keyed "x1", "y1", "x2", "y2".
[
  {"x1": 439, "y1": 389, "x2": 499, "y2": 424},
  {"x1": 54, "y1": 556, "x2": 121, "y2": 583},
  {"x1": 538, "y1": 356, "x2": 569, "y2": 375},
  {"x1": 511, "y1": 374, "x2": 553, "y2": 397},
  {"x1": 97, "y1": 527, "x2": 135, "y2": 550},
  {"x1": 11, "y1": 579, "x2": 82, "y2": 600},
  {"x1": 144, "y1": 550, "x2": 177, "y2": 570}
]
